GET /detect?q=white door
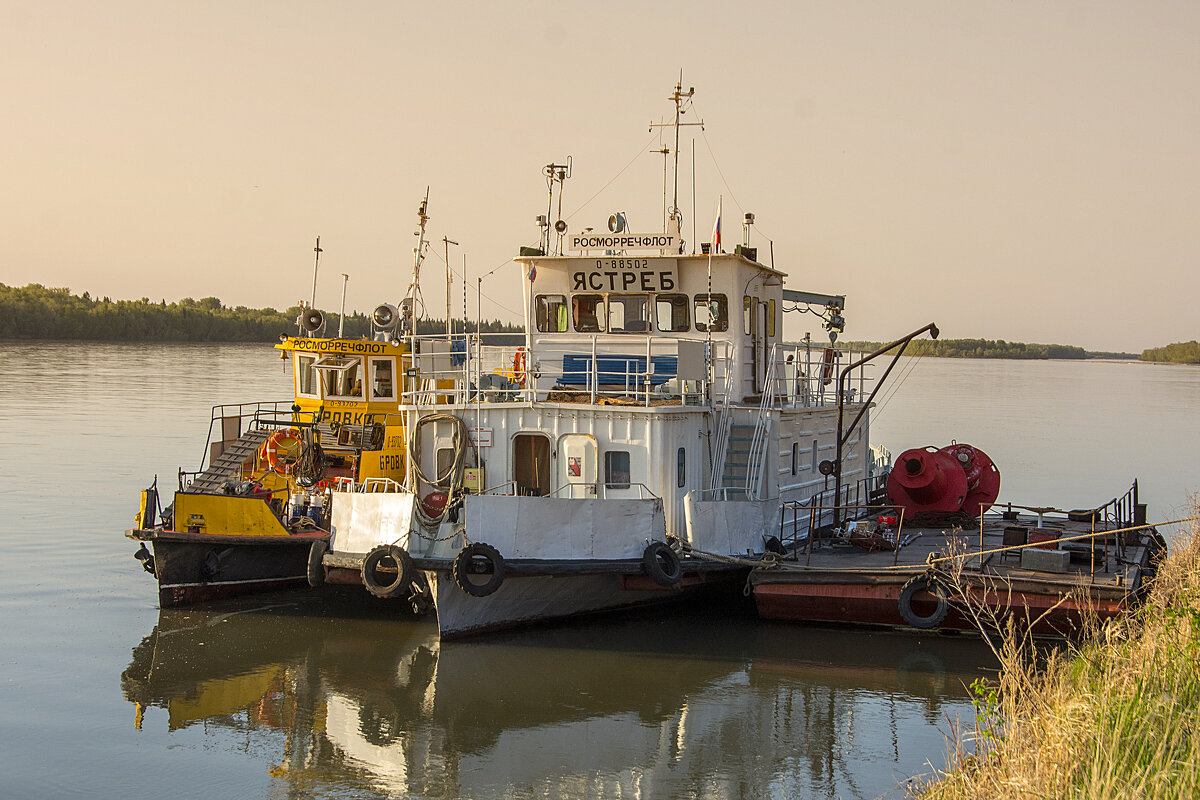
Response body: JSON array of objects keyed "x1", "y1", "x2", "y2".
[{"x1": 557, "y1": 433, "x2": 598, "y2": 498}]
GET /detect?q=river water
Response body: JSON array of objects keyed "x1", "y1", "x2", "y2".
[{"x1": 1, "y1": 343, "x2": 1196, "y2": 799}]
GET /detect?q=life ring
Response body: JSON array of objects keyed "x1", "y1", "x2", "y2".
[
  {"x1": 643, "y1": 541, "x2": 683, "y2": 587},
  {"x1": 820, "y1": 348, "x2": 837, "y2": 386},
  {"x1": 511, "y1": 347, "x2": 528, "y2": 388},
  {"x1": 361, "y1": 544, "x2": 414, "y2": 599},
  {"x1": 452, "y1": 542, "x2": 506, "y2": 597},
  {"x1": 261, "y1": 428, "x2": 303, "y2": 474},
  {"x1": 307, "y1": 540, "x2": 328, "y2": 588},
  {"x1": 897, "y1": 574, "x2": 949, "y2": 629}
]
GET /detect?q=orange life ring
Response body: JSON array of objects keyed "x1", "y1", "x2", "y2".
[
  {"x1": 820, "y1": 348, "x2": 837, "y2": 386},
  {"x1": 261, "y1": 428, "x2": 302, "y2": 474},
  {"x1": 511, "y1": 347, "x2": 528, "y2": 388}
]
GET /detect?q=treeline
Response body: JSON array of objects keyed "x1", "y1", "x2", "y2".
[
  {"x1": 835, "y1": 337, "x2": 1088, "y2": 360},
  {"x1": 0, "y1": 284, "x2": 521, "y2": 342},
  {"x1": 1141, "y1": 341, "x2": 1200, "y2": 364}
]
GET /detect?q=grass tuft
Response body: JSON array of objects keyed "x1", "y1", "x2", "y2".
[{"x1": 914, "y1": 507, "x2": 1200, "y2": 800}]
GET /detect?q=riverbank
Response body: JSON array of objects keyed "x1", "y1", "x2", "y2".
[{"x1": 916, "y1": 508, "x2": 1200, "y2": 799}]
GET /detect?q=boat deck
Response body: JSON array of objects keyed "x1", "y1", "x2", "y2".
[
  {"x1": 751, "y1": 510, "x2": 1160, "y2": 635},
  {"x1": 794, "y1": 512, "x2": 1144, "y2": 589}
]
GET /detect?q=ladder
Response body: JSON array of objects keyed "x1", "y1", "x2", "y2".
[{"x1": 185, "y1": 429, "x2": 271, "y2": 494}]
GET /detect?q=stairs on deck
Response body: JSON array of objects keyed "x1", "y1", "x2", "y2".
[
  {"x1": 185, "y1": 429, "x2": 271, "y2": 494},
  {"x1": 720, "y1": 424, "x2": 756, "y2": 490}
]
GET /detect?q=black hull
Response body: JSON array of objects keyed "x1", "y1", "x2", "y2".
[{"x1": 141, "y1": 531, "x2": 325, "y2": 607}]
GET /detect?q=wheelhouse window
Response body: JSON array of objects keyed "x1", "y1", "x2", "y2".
[
  {"x1": 694, "y1": 294, "x2": 728, "y2": 332},
  {"x1": 608, "y1": 294, "x2": 650, "y2": 333},
  {"x1": 743, "y1": 295, "x2": 755, "y2": 335},
  {"x1": 655, "y1": 293, "x2": 690, "y2": 332},
  {"x1": 604, "y1": 450, "x2": 631, "y2": 490},
  {"x1": 535, "y1": 294, "x2": 568, "y2": 332},
  {"x1": 314, "y1": 355, "x2": 363, "y2": 399},
  {"x1": 677, "y1": 447, "x2": 686, "y2": 488},
  {"x1": 572, "y1": 294, "x2": 606, "y2": 332},
  {"x1": 296, "y1": 354, "x2": 319, "y2": 398},
  {"x1": 369, "y1": 358, "x2": 395, "y2": 401},
  {"x1": 767, "y1": 299, "x2": 777, "y2": 337}
]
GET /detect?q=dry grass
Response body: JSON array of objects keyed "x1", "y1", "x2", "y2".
[{"x1": 914, "y1": 511, "x2": 1200, "y2": 800}]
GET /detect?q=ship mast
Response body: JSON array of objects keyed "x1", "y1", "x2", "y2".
[
  {"x1": 649, "y1": 75, "x2": 703, "y2": 238},
  {"x1": 402, "y1": 189, "x2": 431, "y2": 334}
]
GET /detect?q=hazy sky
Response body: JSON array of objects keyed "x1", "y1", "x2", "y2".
[{"x1": 3, "y1": 1, "x2": 1197, "y2": 351}]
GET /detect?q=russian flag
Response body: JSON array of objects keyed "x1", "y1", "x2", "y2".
[{"x1": 710, "y1": 199, "x2": 722, "y2": 251}]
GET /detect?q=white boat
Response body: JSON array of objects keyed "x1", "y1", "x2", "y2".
[{"x1": 314, "y1": 81, "x2": 913, "y2": 638}]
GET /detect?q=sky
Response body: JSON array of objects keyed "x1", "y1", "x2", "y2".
[{"x1": 3, "y1": 0, "x2": 1197, "y2": 352}]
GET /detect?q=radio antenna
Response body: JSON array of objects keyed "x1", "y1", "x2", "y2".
[
  {"x1": 649, "y1": 73, "x2": 703, "y2": 237},
  {"x1": 310, "y1": 236, "x2": 322, "y2": 308}
]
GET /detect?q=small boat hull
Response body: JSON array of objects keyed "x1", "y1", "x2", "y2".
[{"x1": 131, "y1": 529, "x2": 327, "y2": 608}]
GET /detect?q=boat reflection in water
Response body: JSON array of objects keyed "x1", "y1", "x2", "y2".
[{"x1": 121, "y1": 592, "x2": 992, "y2": 799}]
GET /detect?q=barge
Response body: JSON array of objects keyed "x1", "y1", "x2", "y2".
[{"x1": 749, "y1": 478, "x2": 1167, "y2": 637}]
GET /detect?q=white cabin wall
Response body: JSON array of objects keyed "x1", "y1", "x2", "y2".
[{"x1": 461, "y1": 405, "x2": 707, "y2": 539}]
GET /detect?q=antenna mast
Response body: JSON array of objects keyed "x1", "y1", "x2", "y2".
[
  {"x1": 649, "y1": 75, "x2": 703, "y2": 237},
  {"x1": 543, "y1": 158, "x2": 572, "y2": 255},
  {"x1": 310, "y1": 236, "x2": 322, "y2": 308},
  {"x1": 402, "y1": 189, "x2": 431, "y2": 334}
]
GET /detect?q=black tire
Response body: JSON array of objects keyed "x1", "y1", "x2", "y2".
[
  {"x1": 452, "y1": 542, "x2": 506, "y2": 597},
  {"x1": 897, "y1": 575, "x2": 949, "y2": 629},
  {"x1": 307, "y1": 540, "x2": 328, "y2": 588},
  {"x1": 362, "y1": 544, "x2": 415, "y2": 599},
  {"x1": 643, "y1": 541, "x2": 683, "y2": 587}
]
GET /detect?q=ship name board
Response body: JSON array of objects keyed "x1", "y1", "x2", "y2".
[
  {"x1": 285, "y1": 338, "x2": 391, "y2": 354},
  {"x1": 570, "y1": 258, "x2": 679, "y2": 293},
  {"x1": 567, "y1": 233, "x2": 677, "y2": 252}
]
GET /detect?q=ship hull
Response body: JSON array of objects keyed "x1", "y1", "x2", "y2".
[
  {"x1": 428, "y1": 567, "x2": 743, "y2": 639},
  {"x1": 131, "y1": 529, "x2": 326, "y2": 608},
  {"x1": 751, "y1": 573, "x2": 1131, "y2": 637}
]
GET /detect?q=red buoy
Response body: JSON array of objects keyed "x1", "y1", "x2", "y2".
[
  {"x1": 886, "y1": 446, "x2": 968, "y2": 515},
  {"x1": 420, "y1": 491, "x2": 449, "y2": 518},
  {"x1": 939, "y1": 443, "x2": 1001, "y2": 515}
]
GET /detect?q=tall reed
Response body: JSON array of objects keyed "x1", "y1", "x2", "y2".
[{"x1": 916, "y1": 511, "x2": 1200, "y2": 799}]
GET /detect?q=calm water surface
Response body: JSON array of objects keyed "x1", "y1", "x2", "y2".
[{"x1": 1, "y1": 343, "x2": 1196, "y2": 799}]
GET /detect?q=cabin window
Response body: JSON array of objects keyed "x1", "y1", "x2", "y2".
[
  {"x1": 693, "y1": 294, "x2": 728, "y2": 332},
  {"x1": 791, "y1": 442, "x2": 798, "y2": 475},
  {"x1": 768, "y1": 299, "x2": 777, "y2": 337},
  {"x1": 369, "y1": 358, "x2": 395, "y2": 401},
  {"x1": 572, "y1": 294, "x2": 606, "y2": 332},
  {"x1": 655, "y1": 293, "x2": 690, "y2": 332},
  {"x1": 608, "y1": 294, "x2": 650, "y2": 333},
  {"x1": 743, "y1": 295, "x2": 757, "y2": 335},
  {"x1": 436, "y1": 447, "x2": 455, "y2": 482},
  {"x1": 296, "y1": 355, "x2": 319, "y2": 398},
  {"x1": 535, "y1": 294, "x2": 568, "y2": 332},
  {"x1": 677, "y1": 447, "x2": 686, "y2": 488},
  {"x1": 811, "y1": 439, "x2": 819, "y2": 472},
  {"x1": 314, "y1": 355, "x2": 364, "y2": 399},
  {"x1": 604, "y1": 450, "x2": 631, "y2": 490}
]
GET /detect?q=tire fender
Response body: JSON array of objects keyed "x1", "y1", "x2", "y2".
[
  {"x1": 362, "y1": 544, "x2": 415, "y2": 599},
  {"x1": 897, "y1": 574, "x2": 949, "y2": 629},
  {"x1": 307, "y1": 540, "x2": 328, "y2": 588},
  {"x1": 452, "y1": 542, "x2": 506, "y2": 597},
  {"x1": 643, "y1": 541, "x2": 683, "y2": 587}
]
